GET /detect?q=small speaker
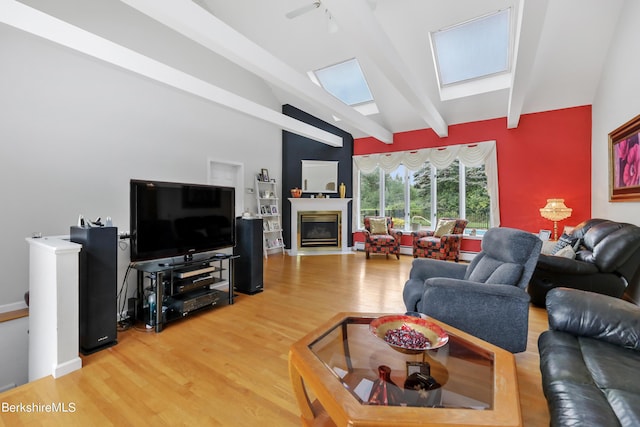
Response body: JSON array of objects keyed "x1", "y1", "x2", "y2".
[
  {"x1": 71, "y1": 226, "x2": 118, "y2": 354},
  {"x1": 234, "y1": 218, "x2": 264, "y2": 294}
]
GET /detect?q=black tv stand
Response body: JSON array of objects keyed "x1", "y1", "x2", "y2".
[
  {"x1": 132, "y1": 253, "x2": 238, "y2": 332},
  {"x1": 158, "y1": 254, "x2": 227, "y2": 269}
]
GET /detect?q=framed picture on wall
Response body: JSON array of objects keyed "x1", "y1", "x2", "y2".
[{"x1": 609, "y1": 114, "x2": 640, "y2": 201}]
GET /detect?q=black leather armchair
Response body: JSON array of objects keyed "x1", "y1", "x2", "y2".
[
  {"x1": 539, "y1": 288, "x2": 640, "y2": 427},
  {"x1": 528, "y1": 218, "x2": 640, "y2": 307}
]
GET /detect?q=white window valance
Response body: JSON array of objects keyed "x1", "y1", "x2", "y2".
[{"x1": 353, "y1": 140, "x2": 500, "y2": 227}]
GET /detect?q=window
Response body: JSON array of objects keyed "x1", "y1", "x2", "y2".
[
  {"x1": 431, "y1": 9, "x2": 511, "y2": 86},
  {"x1": 358, "y1": 162, "x2": 488, "y2": 233},
  {"x1": 410, "y1": 164, "x2": 432, "y2": 228},
  {"x1": 354, "y1": 142, "x2": 497, "y2": 234},
  {"x1": 464, "y1": 164, "x2": 491, "y2": 232},
  {"x1": 313, "y1": 58, "x2": 373, "y2": 106},
  {"x1": 436, "y1": 160, "x2": 460, "y2": 219},
  {"x1": 310, "y1": 58, "x2": 379, "y2": 117},
  {"x1": 359, "y1": 169, "x2": 381, "y2": 225},
  {"x1": 384, "y1": 166, "x2": 407, "y2": 229}
]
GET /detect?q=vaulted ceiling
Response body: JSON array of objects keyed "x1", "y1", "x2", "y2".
[
  {"x1": 198, "y1": 0, "x2": 623, "y2": 141},
  {"x1": 6, "y1": 0, "x2": 626, "y2": 145}
]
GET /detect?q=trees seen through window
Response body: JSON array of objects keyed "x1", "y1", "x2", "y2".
[{"x1": 359, "y1": 161, "x2": 490, "y2": 232}]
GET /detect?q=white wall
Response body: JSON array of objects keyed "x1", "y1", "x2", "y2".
[
  {"x1": 591, "y1": 0, "x2": 640, "y2": 223},
  {"x1": 0, "y1": 23, "x2": 283, "y2": 307}
]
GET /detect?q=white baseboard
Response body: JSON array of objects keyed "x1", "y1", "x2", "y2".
[
  {"x1": 0, "y1": 383, "x2": 16, "y2": 393},
  {"x1": 53, "y1": 357, "x2": 83, "y2": 379}
]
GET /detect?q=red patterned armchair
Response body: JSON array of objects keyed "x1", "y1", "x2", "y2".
[
  {"x1": 363, "y1": 216, "x2": 403, "y2": 259},
  {"x1": 412, "y1": 218, "x2": 468, "y2": 262}
]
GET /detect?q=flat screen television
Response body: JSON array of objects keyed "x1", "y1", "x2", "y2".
[{"x1": 130, "y1": 179, "x2": 235, "y2": 262}]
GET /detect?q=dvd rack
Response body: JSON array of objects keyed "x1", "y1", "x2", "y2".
[{"x1": 132, "y1": 254, "x2": 238, "y2": 332}]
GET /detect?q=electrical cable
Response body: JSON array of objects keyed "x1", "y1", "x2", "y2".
[{"x1": 116, "y1": 263, "x2": 133, "y2": 331}]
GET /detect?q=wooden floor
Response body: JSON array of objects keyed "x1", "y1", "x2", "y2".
[{"x1": 0, "y1": 253, "x2": 549, "y2": 426}]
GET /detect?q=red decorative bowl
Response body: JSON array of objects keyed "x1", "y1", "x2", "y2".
[
  {"x1": 370, "y1": 315, "x2": 449, "y2": 354},
  {"x1": 290, "y1": 188, "x2": 302, "y2": 198}
]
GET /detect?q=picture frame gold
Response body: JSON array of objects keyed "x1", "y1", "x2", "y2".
[{"x1": 609, "y1": 114, "x2": 640, "y2": 202}]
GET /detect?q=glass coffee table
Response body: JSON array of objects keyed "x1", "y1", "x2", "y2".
[{"x1": 289, "y1": 313, "x2": 522, "y2": 426}]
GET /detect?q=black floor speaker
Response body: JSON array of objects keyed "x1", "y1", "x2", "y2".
[
  {"x1": 234, "y1": 217, "x2": 264, "y2": 294},
  {"x1": 71, "y1": 226, "x2": 118, "y2": 354}
]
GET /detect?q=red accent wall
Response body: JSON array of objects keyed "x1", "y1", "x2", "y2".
[{"x1": 354, "y1": 106, "x2": 592, "y2": 234}]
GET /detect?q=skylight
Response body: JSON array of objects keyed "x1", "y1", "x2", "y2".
[
  {"x1": 431, "y1": 9, "x2": 511, "y2": 87},
  {"x1": 313, "y1": 58, "x2": 374, "y2": 106}
]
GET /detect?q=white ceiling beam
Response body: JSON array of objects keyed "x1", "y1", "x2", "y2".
[
  {"x1": 322, "y1": 0, "x2": 448, "y2": 137},
  {"x1": 0, "y1": 0, "x2": 343, "y2": 147},
  {"x1": 508, "y1": 0, "x2": 549, "y2": 128},
  {"x1": 120, "y1": 0, "x2": 394, "y2": 144}
]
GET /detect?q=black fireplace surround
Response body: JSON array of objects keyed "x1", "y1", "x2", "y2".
[{"x1": 282, "y1": 104, "x2": 353, "y2": 250}]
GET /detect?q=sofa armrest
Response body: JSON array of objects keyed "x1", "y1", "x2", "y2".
[
  {"x1": 422, "y1": 278, "x2": 530, "y2": 302},
  {"x1": 403, "y1": 259, "x2": 467, "y2": 312},
  {"x1": 441, "y1": 233, "x2": 463, "y2": 242},
  {"x1": 546, "y1": 288, "x2": 640, "y2": 350},
  {"x1": 408, "y1": 258, "x2": 467, "y2": 281},
  {"x1": 536, "y1": 253, "x2": 600, "y2": 275},
  {"x1": 411, "y1": 230, "x2": 435, "y2": 239},
  {"x1": 389, "y1": 228, "x2": 404, "y2": 239}
]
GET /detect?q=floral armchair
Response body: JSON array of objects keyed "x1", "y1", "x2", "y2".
[
  {"x1": 412, "y1": 218, "x2": 468, "y2": 262},
  {"x1": 363, "y1": 216, "x2": 403, "y2": 259}
]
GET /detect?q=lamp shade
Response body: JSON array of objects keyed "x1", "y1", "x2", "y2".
[{"x1": 539, "y1": 199, "x2": 572, "y2": 221}]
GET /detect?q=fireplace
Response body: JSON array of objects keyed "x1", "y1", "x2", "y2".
[
  {"x1": 298, "y1": 211, "x2": 341, "y2": 250},
  {"x1": 289, "y1": 198, "x2": 351, "y2": 255}
]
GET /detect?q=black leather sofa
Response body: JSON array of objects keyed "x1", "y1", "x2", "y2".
[
  {"x1": 528, "y1": 218, "x2": 640, "y2": 307},
  {"x1": 539, "y1": 288, "x2": 640, "y2": 427}
]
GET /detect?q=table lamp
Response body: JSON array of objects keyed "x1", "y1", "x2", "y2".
[{"x1": 539, "y1": 198, "x2": 572, "y2": 240}]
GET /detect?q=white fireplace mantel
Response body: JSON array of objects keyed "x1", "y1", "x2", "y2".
[{"x1": 289, "y1": 198, "x2": 352, "y2": 255}]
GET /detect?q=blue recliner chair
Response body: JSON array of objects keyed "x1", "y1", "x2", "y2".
[{"x1": 403, "y1": 227, "x2": 542, "y2": 353}]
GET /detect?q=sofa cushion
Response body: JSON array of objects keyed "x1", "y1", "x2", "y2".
[
  {"x1": 539, "y1": 330, "x2": 640, "y2": 427},
  {"x1": 433, "y1": 219, "x2": 456, "y2": 237},
  {"x1": 551, "y1": 232, "x2": 581, "y2": 255},
  {"x1": 369, "y1": 217, "x2": 388, "y2": 235},
  {"x1": 541, "y1": 378, "x2": 621, "y2": 427},
  {"x1": 581, "y1": 338, "x2": 640, "y2": 395},
  {"x1": 415, "y1": 236, "x2": 441, "y2": 248},
  {"x1": 369, "y1": 234, "x2": 395, "y2": 244},
  {"x1": 546, "y1": 288, "x2": 640, "y2": 350},
  {"x1": 467, "y1": 256, "x2": 523, "y2": 285},
  {"x1": 554, "y1": 245, "x2": 576, "y2": 259},
  {"x1": 485, "y1": 263, "x2": 523, "y2": 285}
]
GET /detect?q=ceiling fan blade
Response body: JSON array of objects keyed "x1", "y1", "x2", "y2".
[{"x1": 285, "y1": 1, "x2": 321, "y2": 19}]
